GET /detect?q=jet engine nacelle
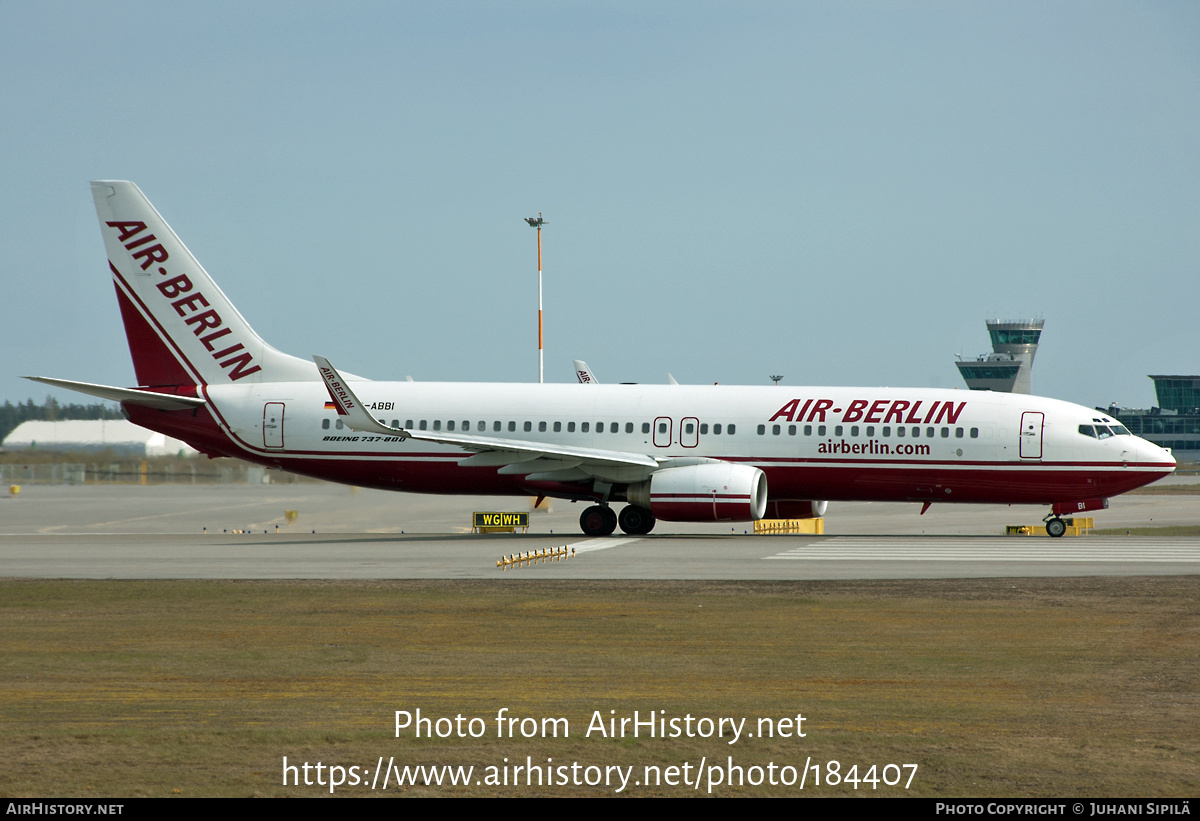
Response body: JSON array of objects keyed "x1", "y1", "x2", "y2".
[
  {"x1": 765, "y1": 500, "x2": 828, "y2": 519},
  {"x1": 627, "y1": 463, "x2": 768, "y2": 522}
]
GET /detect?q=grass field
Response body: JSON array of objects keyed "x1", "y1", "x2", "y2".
[
  {"x1": 1128, "y1": 483, "x2": 1200, "y2": 495},
  {"x1": 1, "y1": 578, "x2": 1197, "y2": 797}
]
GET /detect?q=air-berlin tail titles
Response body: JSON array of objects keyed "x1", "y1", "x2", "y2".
[{"x1": 105, "y1": 220, "x2": 261, "y2": 381}]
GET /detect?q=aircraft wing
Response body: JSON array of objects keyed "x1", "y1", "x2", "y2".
[
  {"x1": 24, "y1": 376, "x2": 207, "y2": 411},
  {"x1": 314, "y1": 356, "x2": 660, "y2": 470}
]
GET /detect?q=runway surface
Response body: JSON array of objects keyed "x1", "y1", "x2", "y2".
[{"x1": 1, "y1": 481, "x2": 1195, "y2": 579}]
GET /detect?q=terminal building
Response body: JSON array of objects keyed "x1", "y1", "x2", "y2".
[
  {"x1": 955, "y1": 319, "x2": 1044, "y2": 394},
  {"x1": 1100, "y1": 375, "x2": 1200, "y2": 459}
]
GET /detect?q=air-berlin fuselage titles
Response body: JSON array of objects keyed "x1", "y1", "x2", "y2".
[
  {"x1": 769, "y1": 397, "x2": 966, "y2": 426},
  {"x1": 27, "y1": 181, "x2": 1175, "y2": 537}
]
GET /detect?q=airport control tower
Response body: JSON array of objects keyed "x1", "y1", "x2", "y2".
[{"x1": 955, "y1": 319, "x2": 1044, "y2": 394}]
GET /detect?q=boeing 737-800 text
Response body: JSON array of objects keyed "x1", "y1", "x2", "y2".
[{"x1": 29, "y1": 182, "x2": 1176, "y2": 537}]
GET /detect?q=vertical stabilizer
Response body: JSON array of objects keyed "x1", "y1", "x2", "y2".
[{"x1": 91, "y1": 181, "x2": 315, "y2": 387}]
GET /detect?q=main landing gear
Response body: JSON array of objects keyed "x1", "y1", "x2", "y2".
[
  {"x1": 617, "y1": 505, "x2": 656, "y2": 535},
  {"x1": 579, "y1": 504, "x2": 656, "y2": 536}
]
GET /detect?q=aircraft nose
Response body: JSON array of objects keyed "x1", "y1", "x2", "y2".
[{"x1": 1139, "y1": 437, "x2": 1176, "y2": 471}]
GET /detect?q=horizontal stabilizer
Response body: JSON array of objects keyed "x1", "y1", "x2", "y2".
[{"x1": 24, "y1": 376, "x2": 207, "y2": 411}]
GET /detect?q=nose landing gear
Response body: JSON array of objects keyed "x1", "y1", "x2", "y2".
[{"x1": 1044, "y1": 515, "x2": 1067, "y2": 538}]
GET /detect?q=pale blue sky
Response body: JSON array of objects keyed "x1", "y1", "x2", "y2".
[{"x1": 3, "y1": 1, "x2": 1197, "y2": 409}]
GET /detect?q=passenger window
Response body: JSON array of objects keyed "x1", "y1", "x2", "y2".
[
  {"x1": 433, "y1": 420, "x2": 441, "y2": 431},
  {"x1": 625, "y1": 423, "x2": 633, "y2": 433},
  {"x1": 508, "y1": 421, "x2": 516, "y2": 432},
  {"x1": 462, "y1": 420, "x2": 469, "y2": 431},
  {"x1": 941, "y1": 427, "x2": 949, "y2": 438},
  {"x1": 322, "y1": 419, "x2": 330, "y2": 429},
  {"x1": 834, "y1": 425, "x2": 843, "y2": 437},
  {"x1": 596, "y1": 422, "x2": 604, "y2": 434},
  {"x1": 406, "y1": 420, "x2": 414, "y2": 429},
  {"x1": 685, "y1": 422, "x2": 695, "y2": 434},
  {"x1": 850, "y1": 426, "x2": 858, "y2": 437},
  {"x1": 955, "y1": 427, "x2": 963, "y2": 438},
  {"x1": 927, "y1": 427, "x2": 935, "y2": 438},
  {"x1": 582, "y1": 422, "x2": 590, "y2": 433},
  {"x1": 392, "y1": 420, "x2": 400, "y2": 428},
  {"x1": 493, "y1": 421, "x2": 501, "y2": 431},
  {"x1": 897, "y1": 426, "x2": 905, "y2": 437},
  {"x1": 882, "y1": 426, "x2": 891, "y2": 437},
  {"x1": 447, "y1": 421, "x2": 455, "y2": 431},
  {"x1": 524, "y1": 421, "x2": 532, "y2": 432},
  {"x1": 757, "y1": 425, "x2": 766, "y2": 435},
  {"x1": 568, "y1": 422, "x2": 576, "y2": 432},
  {"x1": 418, "y1": 420, "x2": 427, "y2": 431},
  {"x1": 970, "y1": 428, "x2": 979, "y2": 438},
  {"x1": 817, "y1": 425, "x2": 825, "y2": 436},
  {"x1": 554, "y1": 422, "x2": 561, "y2": 432},
  {"x1": 478, "y1": 421, "x2": 486, "y2": 432},
  {"x1": 538, "y1": 421, "x2": 547, "y2": 432},
  {"x1": 866, "y1": 425, "x2": 874, "y2": 437},
  {"x1": 641, "y1": 422, "x2": 650, "y2": 434},
  {"x1": 728, "y1": 424, "x2": 736, "y2": 434},
  {"x1": 804, "y1": 425, "x2": 812, "y2": 436},
  {"x1": 788, "y1": 425, "x2": 797, "y2": 435},
  {"x1": 700, "y1": 423, "x2": 709, "y2": 434},
  {"x1": 658, "y1": 422, "x2": 667, "y2": 434},
  {"x1": 611, "y1": 422, "x2": 619, "y2": 433},
  {"x1": 713, "y1": 424, "x2": 722, "y2": 434}
]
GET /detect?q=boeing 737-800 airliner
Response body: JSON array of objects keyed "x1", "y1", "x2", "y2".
[{"x1": 29, "y1": 182, "x2": 1176, "y2": 537}]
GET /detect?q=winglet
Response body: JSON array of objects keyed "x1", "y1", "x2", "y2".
[
  {"x1": 573, "y1": 360, "x2": 599, "y2": 384},
  {"x1": 313, "y1": 356, "x2": 408, "y2": 438}
]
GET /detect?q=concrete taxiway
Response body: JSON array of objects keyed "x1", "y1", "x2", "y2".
[{"x1": 1, "y1": 481, "x2": 1196, "y2": 580}]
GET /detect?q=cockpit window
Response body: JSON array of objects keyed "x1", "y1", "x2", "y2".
[
  {"x1": 1112, "y1": 425, "x2": 1131, "y2": 436},
  {"x1": 1078, "y1": 425, "x2": 1095, "y2": 438},
  {"x1": 1095, "y1": 425, "x2": 1114, "y2": 440}
]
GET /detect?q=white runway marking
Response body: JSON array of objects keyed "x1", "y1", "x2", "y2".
[
  {"x1": 765, "y1": 537, "x2": 1200, "y2": 562},
  {"x1": 569, "y1": 538, "x2": 642, "y2": 553}
]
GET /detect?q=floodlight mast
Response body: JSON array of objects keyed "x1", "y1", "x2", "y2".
[{"x1": 524, "y1": 214, "x2": 547, "y2": 383}]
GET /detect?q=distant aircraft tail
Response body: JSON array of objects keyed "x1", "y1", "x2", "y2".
[{"x1": 91, "y1": 181, "x2": 315, "y2": 388}]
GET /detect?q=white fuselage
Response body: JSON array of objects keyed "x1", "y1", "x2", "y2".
[{"x1": 132, "y1": 380, "x2": 1174, "y2": 507}]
